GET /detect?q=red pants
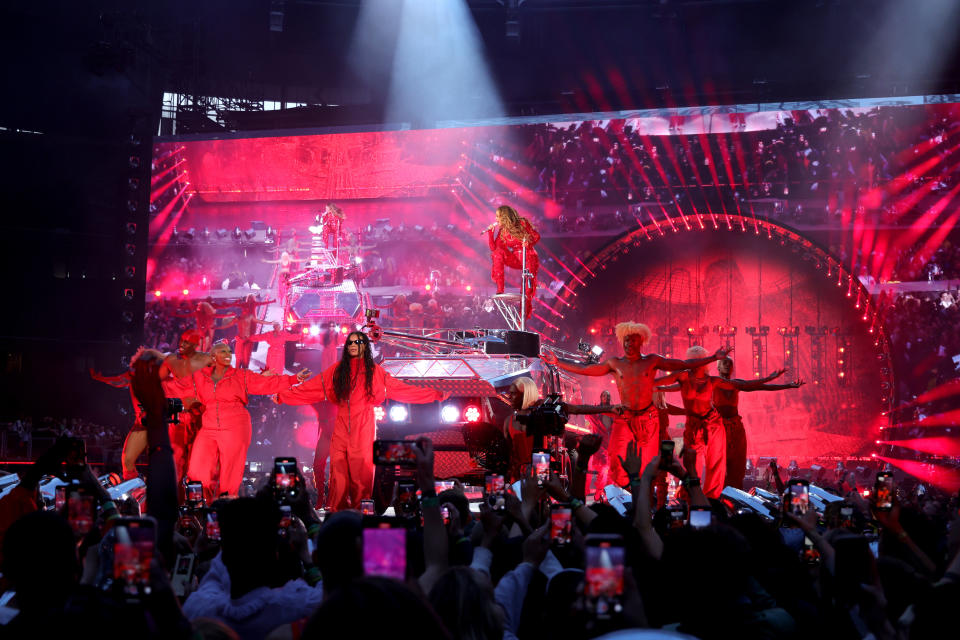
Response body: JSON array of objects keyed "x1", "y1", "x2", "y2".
[
  {"x1": 328, "y1": 407, "x2": 377, "y2": 511},
  {"x1": 311, "y1": 405, "x2": 335, "y2": 508},
  {"x1": 607, "y1": 407, "x2": 660, "y2": 488},
  {"x1": 682, "y1": 410, "x2": 727, "y2": 499},
  {"x1": 491, "y1": 248, "x2": 539, "y2": 318},
  {"x1": 186, "y1": 418, "x2": 251, "y2": 503},
  {"x1": 723, "y1": 415, "x2": 747, "y2": 491}
]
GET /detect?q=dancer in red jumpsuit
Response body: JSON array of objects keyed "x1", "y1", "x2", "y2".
[
  {"x1": 90, "y1": 368, "x2": 145, "y2": 480},
  {"x1": 276, "y1": 331, "x2": 446, "y2": 511},
  {"x1": 713, "y1": 357, "x2": 803, "y2": 490},
  {"x1": 250, "y1": 322, "x2": 300, "y2": 374},
  {"x1": 543, "y1": 322, "x2": 730, "y2": 492},
  {"x1": 654, "y1": 347, "x2": 788, "y2": 499},
  {"x1": 486, "y1": 205, "x2": 540, "y2": 319},
  {"x1": 321, "y1": 203, "x2": 345, "y2": 250},
  {"x1": 162, "y1": 341, "x2": 310, "y2": 502},
  {"x1": 222, "y1": 294, "x2": 275, "y2": 369},
  {"x1": 175, "y1": 299, "x2": 232, "y2": 352}
]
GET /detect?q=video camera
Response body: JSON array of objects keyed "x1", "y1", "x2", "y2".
[{"x1": 514, "y1": 393, "x2": 568, "y2": 439}]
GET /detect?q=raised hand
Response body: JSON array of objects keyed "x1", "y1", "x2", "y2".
[
  {"x1": 769, "y1": 368, "x2": 787, "y2": 379},
  {"x1": 789, "y1": 379, "x2": 805, "y2": 388},
  {"x1": 296, "y1": 368, "x2": 311, "y2": 383},
  {"x1": 618, "y1": 440, "x2": 642, "y2": 478},
  {"x1": 714, "y1": 345, "x2": 734, "y2": 359}
]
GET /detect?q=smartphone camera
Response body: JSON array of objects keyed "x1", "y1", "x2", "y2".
[
  {"x1": 551, "y1": 505, "x2": 573, "y2": 545},
  {"x1": 67, "y1": 491, "x2": 95, "y2": 537},
  {"x1": 874, "y1": 472, "x2": 894, "y2": 511},
  {"x1": 185, "y1": 480, "x2": 204, "y2": 507},
  {"x1": 658, "y1": 440, "x2": 675, "y2": 470},
  {"x1": 361, "y1": 499, "x2": 376, "y2": 516},
  {"x1": 584, "y1": 534, "x2": 625, "y2": 619},
  {"x1": 532, "y1": 451, "x2": 551, "y2": 487},
  {"x1": 273, "y1": 457, "x2": 299, "y2": 503},
  {"x1": 362, "y1": 521, "x2": 406, "y2": 581},
  {"x1": 784, "y1": 479, "x2": 810, "y2": 516},
  {"x1": 113, "y1": 517, "x2": 157, "y2": 600},
  {"x1": 688, "y1": 506, "x2": 712, "y2": 529},
  {"x1": 205, "y1": 511, "x2": 221, "y2": 541},
  {"x1": 485, "y1": 474, "x2": 506, "y2": 511},
  {"x1": 373, "y1": 440, "x2": 418, "y2": 467}
]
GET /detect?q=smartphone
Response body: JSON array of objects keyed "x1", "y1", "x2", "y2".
[
  {"x1": 668, "y1": 505, "x2": 687, "y2": 530},
  {"x1": 486, "y1": 474, "x2": 505, "y2": 511},
  {"x1": 67, "y1": 492, "x2": 95, "y2": 536},
  {"x1": 273, "y1": 457, "x2": 299, "y2": 502},
  {"x1": 801, "y1": 536, "x2": 821, "y2": 566},
  {"x1": 373, "y1": 440, "x2": 418, "y2": 466},
  {"x1": 874, "y1": 472, "x2": 894, "y2": 511},
  {"x1": 362, "y1": 521, "x2": 407, "y2": 581},
  {"x1": 434, "y1": 480, "x2": 456, "y2": 493},
  {"x1": 688, "y1": 506, "x2": 712, "y2": 529},
  {"x1": 784, "y1": 479, "x2": 810, "y2": 516},
  {"x1": 178, "y1": 505, "x2": 197, "y2": 534},
  {"x1": 278, "y1": 505, "x2": 293, "y2": 537},
  {"x1": 205, "y1": 510, "x2": 221, "y2": 541},
  {"x1": 551, "y1": 505, "x2": 573, "y2": 545},
  {"x1": 361, "y1": 499, "x2": 376, "y2": 516},
  {"x1": 840, "y1": 506, "x2": 856, "y2": 530},
  {"x1": 532, "y1": 450, "x2": 551, "y2": 486},
  {"x1": 441, "y1": 506, "x2": 450, "y2": 525},
  {"x1": 584, "y1": 534, "x2": 625, "y2": 619},
  {"x1": 55, "y1": 484, "x2": 67, "y2": 511},
  {"x1": 396, "y1": 482, "x2": 418, "y2": 517},
  {"x1": 170, "y1": 553, "x2": 196, "y2": 597},
  {"x1": 658, "y1": 440, "x2": 675, "y2": 470},
  {"x1": 833, "y1": 535, "x2": 876, "y2": 604},
  {"x1": 113, "y1": 516, "x2": 156, "y2": 599},
  {"x1": 185, "y1": 481, "x2": 204, "y2": 506}
]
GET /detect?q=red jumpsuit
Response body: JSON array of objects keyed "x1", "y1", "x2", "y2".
[
  {"x1": 277, "y1": 360, "x2": 444, "y2": 511},
  {"x1": 681, "y1": 407, "x2": 727, "y2": 500},
  {"x1": 321, "y1": 212, "x2": 342, "y2": 249},
  {"x1": 251, "y1": 330, "x2": 299, "y2": 374},
  {"x1": 164, "y1": 367, "x2": 297, "y2": 502},
  {"x1": 714, "y1": 386, "x2": 747, "y2": 491},
  {"x1": 488, "y1": 221, "x2": 540, "y2": 319}
]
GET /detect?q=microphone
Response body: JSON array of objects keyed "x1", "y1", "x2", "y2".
[{"x1": 479, "y1": 224, "x2": 496, "y2": 235}]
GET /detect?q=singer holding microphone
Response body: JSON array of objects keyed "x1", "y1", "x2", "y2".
[{"x1": 483, "y1": 205, "x2": 540, "y2": 319}]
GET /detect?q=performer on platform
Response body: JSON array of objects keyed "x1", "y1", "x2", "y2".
[
  {"x1": 89, "y1": 367, "x2": 146, "y2": 480},
  {"x1": 502, "y1": 376, "x2": 622, "y2": 482},
  {"x1": 222, "y1": 294, "x2": 275, "y2": 369},
  {"x1": 321, "y1": 203, "x2": 346, "y2": 249},
  {"x1": 262, "y1": 250, "x2": 301, "y2": 307},
  {"x1": 485, "y1": 205, "x2": 540, "y2": 319},
  {"x1": 714, "y1": 357, "x2": 804, "y2": 490},
  {"x1": 162, "y1": 341, "x2": 309, "y2": 502},
  {"x1": 276, "y1": 331, "x2": 446, "y2": 511},
  {"x1": 542, "y1": 322, "x2": 730, "y2": 491},
  {"x1": 250, "y1": 321, "x2": 300, "y2": 375},
  {"x1": 175, "y1": 299, "x2": 233, "y2": 352}
]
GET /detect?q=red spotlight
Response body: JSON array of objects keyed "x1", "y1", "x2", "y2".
[
  {"x1": 425, "y1": 284, "x2": 432, "y2": 291},
  {"x1": 465, "y1": 285, "x2": 472, "y2": 292},
  {"x1": 590, "y1": 328, "x2": 597, "y2": 334},
  {"x1": 340, "y1": 325, "x2": 349, "y2": 334},
  {"x1": 154, "y1": 290, "x2": 162, "y2": 297},
  {"x1": 301, "y1": 327, "x2": 309, "y2": 335},
  {"x1": 464, "y1": 405, "x2": 481, "y2": 422},
  {"x1": 182, "y1": 288, "x2": 189, "y2": 296}
]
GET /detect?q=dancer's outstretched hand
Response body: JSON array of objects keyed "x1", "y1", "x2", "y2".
[
  {"x1": 540, "y1": 349, "x2": 558, "y2": 365},
  {"x1": 714, "y1": 345, "x2": 733, "y2": 359},
  {"x1": 789, "y1": 379, "x2": 805, "y2": 388},
  {"x1": 295, "y1": 368, "x2": 311, "y2": 383}
]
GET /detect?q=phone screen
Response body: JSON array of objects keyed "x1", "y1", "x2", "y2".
[
  {"x1": 397, "y1": 482, "x2": 418, "y2": 517},
  {"x1": 361, "y1": 500, "x2": 376, "y2": 516},
  {"x1": 785, "y1": 481, "x2": 810, "y2": 516},
  {"x1": 185, "y1": 481, "x2": 204, "y2": 505},
  {"x1": 278, "y1": 505, "x2": 293, "y2": 536},
  {"x1": 551, "y1": 506, "x2": 572, "y2": 544},
  {"x1": 668, "y1": 507, "x2": 686, "y2": 529},
  {"x1": 434, "y1": 480, "x2": 456, "y2": 493},
  {"x1": 659, "y1": 440, "x2": 675, "y2": 470},
  {"x1": 532, "y1": 451, "x2": 551, "y2": 485},
  {"x1": 688, "y1": 507, "x2": 712, "y2": 529},
  {"x1": 274, "y1": 458, "x2": 298, "y2": 489},
  {"x1": 205, "y1": 511, "x2": 221, "y2": 541},
  {"x1": 585, "y1": 536, "x2": 625, "y2": 618},
  {"x1": 486, "y1": 474, "x2": 505, "y2": 510},
  {"x1": 55, "y1": 485, "x2": 67, "y2": 511},
  {"x1": 113, "y1": 519, "x2": 156, "y2": 597},
  {"x1": 373, "y1": 440, "x2": 418, "y2": 466},
  {"x1": 363, "y1": 525, "x2": 406, "y2": 580},
  {"x1": 67, "y1": 493, "x2": 95, "y2": 536},
  {"x1": 874, "y1": 473, "x2": 894, "y2": 511}
]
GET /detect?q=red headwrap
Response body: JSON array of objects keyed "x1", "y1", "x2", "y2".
[{"x1": 180, "y1": 329, "x2": 203, "y2": 345}]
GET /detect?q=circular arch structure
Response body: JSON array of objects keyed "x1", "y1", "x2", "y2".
[{"x1": 546, "y1": 212, "x2": 895, "y2": 465}]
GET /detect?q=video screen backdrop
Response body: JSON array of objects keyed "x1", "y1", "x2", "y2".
[{"x1": 147, "y1": 102, "x2": 960, "y2": 467}]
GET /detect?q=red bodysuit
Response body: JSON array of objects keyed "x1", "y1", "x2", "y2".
[
  {"x1": 277, "y1": 360, "x2": 443, "y2": 510},
  {"x1": 488, "y1": 221, "x2": 540, "y2": 319},
  {"x1": 164, "y1": 367, "x2": 297, "y2": 502},
  {"x1": 713, "y1": 385, "x2": 747, "y2": 491},
  {"x1": 251, "y1": 329, "x2": 299, "y2": 374},
  {"x1": 675, "y1": 372, "x2": 727, "y2": 499}
]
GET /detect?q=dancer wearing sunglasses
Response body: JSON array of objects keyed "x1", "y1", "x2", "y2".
[{"x1": 276, "y1": 331, "x2": 448, "y2": 510}]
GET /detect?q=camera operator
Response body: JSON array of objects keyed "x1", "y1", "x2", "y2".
[{"x1": 502, "y1": 377, "x2": 622, "y2": 482}]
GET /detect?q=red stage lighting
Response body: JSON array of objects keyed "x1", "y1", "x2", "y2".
[
  {"x1": 154, "y1": 290, "x2": 162, "y2": 297},
  {"x1": 464, "y1": 405, "x2": 481, "y2": 422},
  {"x1": 425, "y1": 284, "x2": 432, "y2": 291},
  {"x1": 182, "y1": 289, "x2": 189, "y2": 296}
]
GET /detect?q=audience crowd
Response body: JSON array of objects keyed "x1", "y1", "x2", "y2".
[{"x1": 0, "y1": 359, "x2": 958, "y2": 640}]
